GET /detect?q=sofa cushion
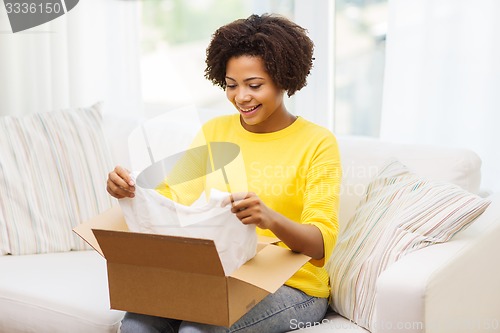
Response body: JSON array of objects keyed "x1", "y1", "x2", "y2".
[
  {"x1": 327, "y1": 160, "x2": 491, "y2": 332},
  {"x1": 0, "y1": 104, "x2": 115, "y2": 255},
  {"x1": 0, "y1": 251, "x2": 124, "y2": 333},
  {"x1": 337, "y1": 136, "x2": 483, "y2": 230}
]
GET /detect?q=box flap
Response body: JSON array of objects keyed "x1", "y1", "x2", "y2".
[
  {"x1": 230, "y1": 245, "x2": 310, "y2": 293},
  {"x1": 256, "y1": 235, "x2": 281, "y2": 252},
  {"x1": 92, "y1": 229, "x2": 225, "y2": 276},
  {"x1": 257, "y1": 235, "x2": 280, "y2": 244},
  {"x1": 73, "y1": 206, "x2": 128, "y2": 257}
]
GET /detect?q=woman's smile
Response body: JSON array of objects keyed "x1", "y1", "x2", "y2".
[{"x1": 238, "y1": 104, "x2": 261, "y2": 117}]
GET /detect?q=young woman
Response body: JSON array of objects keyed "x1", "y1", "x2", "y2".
[{"x1": 107, "y1": 13, "x2": 341, "y2": 333}]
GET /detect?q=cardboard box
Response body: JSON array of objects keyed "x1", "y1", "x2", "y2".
[{"x1": 73, "y1": 206, "x2": 310, "y2": 327}]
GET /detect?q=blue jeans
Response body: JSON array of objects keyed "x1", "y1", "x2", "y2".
[{"x1": 120, "y1": 285, "x2": 328, "y2": 333}]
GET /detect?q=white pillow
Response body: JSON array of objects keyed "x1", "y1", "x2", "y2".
[
  {"x1": 0, "y1": 104, "x2": 114, "y2": 255},
  {"x1": 327, "y1": 160, "x2": 491, "y2": 331}
]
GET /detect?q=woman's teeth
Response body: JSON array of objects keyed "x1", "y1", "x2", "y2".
[{"x1": 241, "y1": 105, "x2": 259, "y2": 112}]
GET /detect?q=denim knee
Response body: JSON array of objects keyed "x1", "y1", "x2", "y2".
[{"x1": 120, "y1": 312, "x2": 181, "y2": 333}]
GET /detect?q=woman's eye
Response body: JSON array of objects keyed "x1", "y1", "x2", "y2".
[
  {"x1": 226, "y1": 84, "x2": 236, "y2": 89},
  {"x1": 250, "y1": 85, "x2": 261, "y2": 89}
]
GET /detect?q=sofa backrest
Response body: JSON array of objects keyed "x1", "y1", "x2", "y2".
[{"x1": 336, "y1": 135, "x2": 482, "y2": 231}]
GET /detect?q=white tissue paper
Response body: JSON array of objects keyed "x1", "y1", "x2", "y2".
[{"x1": 119, "y1": 174, "x2": 258, "y2": 276}]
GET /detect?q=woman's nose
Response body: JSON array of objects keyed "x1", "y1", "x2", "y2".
[{"x1": 235, "y1": 89, "x2": 251, "y2": 103}]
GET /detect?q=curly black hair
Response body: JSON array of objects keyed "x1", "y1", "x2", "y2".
[{"x1": 204, "y1": 14, "x2": 314, "y2": 97}]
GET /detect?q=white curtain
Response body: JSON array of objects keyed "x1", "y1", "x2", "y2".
[
  {"x1": 381, "y1": 0, "x2": 500, "y2": 193},
  {"x1": 0, "y1": 0, "x2": 142, "y2": 118}
]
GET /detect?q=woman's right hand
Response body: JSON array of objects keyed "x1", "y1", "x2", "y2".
[{"x1": 106, "y1": 166, "x2": 135, "y2": 199}]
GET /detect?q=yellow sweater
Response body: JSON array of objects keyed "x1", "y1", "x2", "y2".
[{"x1": 157, "y1": 114, "x2": 341, "y2": 298}]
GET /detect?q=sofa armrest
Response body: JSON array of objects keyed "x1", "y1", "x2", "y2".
[{"x1": 373, "y1": 194, "x2": 500, "y2": 333}]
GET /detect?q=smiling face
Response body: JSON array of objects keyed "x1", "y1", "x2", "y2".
[{"x1": 225, "y1": 55, "x2": 294, "y2": 133}]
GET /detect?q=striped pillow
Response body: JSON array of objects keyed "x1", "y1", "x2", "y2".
[
  {"x1": 327, "y1": 160, "x2": 491, "y2": 331},
  {"x1": 0, "y1": 104, "x2": 114, "y2": 255}
]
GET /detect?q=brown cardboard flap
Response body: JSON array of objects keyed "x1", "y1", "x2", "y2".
[
  {"x1": 257, "y1": 235, "x2": 281, "y2": 244},
  {"x1": 92, "y1": 229, "x2": 225, "y2": 276},
  {"x1": 256, "y1": 235, "x2": 281, "y2": 252},
  {"x1": 73, "y1": 206, "x2": 128, "y2": 256},
  {"x1": 230, "y1": 245, "x2": 310, "y2": 293}
]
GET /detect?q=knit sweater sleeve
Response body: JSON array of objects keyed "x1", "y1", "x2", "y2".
[{"x1": 301, "y1": 133, "x2": 342, "y2": 267}]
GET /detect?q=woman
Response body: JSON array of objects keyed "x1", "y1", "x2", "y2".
[{"x1": 107, "y1": 13, "x2": 341, "y2": 333}]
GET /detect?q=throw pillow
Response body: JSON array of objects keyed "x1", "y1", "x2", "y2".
[
  {"x1": 327, "y1": 160, "x2": 491, "y2": 331},
  {"x1": 0, "y1": 103, "x2": 115, "y2": 255}
]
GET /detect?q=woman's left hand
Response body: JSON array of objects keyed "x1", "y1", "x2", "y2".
[
  {"x1": 221, "y1": 192, "x2": 278, "y2": 230},
  {"x1": 222, "y1": 191, "x2": 325, "y2": 260}
]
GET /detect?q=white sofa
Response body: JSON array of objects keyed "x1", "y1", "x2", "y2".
[
  {"x1": 1, "y1": 114, "x2": 499, "y2": 333},
  {"x1": 300, "y1": 137, "x2": 500, "y2": 333}
]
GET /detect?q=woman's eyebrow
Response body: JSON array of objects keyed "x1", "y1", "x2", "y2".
[{"x1": 225, "y1": 76, "x2": 265, "y2": 82}]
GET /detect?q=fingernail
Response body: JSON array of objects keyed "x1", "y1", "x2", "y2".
[{"x1": 129, "y1": 181, "x2": 135, "y2": 186}]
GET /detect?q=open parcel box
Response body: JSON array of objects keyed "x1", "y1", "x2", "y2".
[{"x1": 73, "y1": 206, "x2": 310, "y2": 327}]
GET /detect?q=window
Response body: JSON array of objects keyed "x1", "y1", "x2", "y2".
[
  {"x1": 334, "y1": 0, "x2": 388, "y2": 136},
  {"x1": 139, "y1": 0, "x2": 388, "y2": 136}
]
